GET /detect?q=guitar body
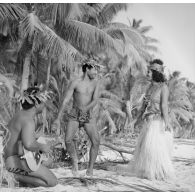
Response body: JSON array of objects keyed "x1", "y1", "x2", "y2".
[
  {"x1": 20, "y1": 137, "x2": 46, "y2": 172},
  {"x1": 22, "y1": 148, "x2": 43, "y2": 172},
  {"x1": 19, "y1": 137, "x2": 61, "y2": 172}
]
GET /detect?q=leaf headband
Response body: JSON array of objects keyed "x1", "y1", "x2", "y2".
[
  {"x1": 81, "y1": 59, "x2": 104, "y2": 70},
  {"x1": 18, "y1": 88, "x2": 52, "y2": 106}
]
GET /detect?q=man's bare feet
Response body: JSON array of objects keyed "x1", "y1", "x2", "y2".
[
  {"x1": 86, "y1": 169, "x2": 93, "y2": 177},
  {"x1": 72, "y1": 169, "x2": 79, "y2": 177},
  {"x1": 72, "y1": 163, "x2": 79, "y2": 177}
]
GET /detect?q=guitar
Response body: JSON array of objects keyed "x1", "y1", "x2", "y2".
[{"x1": 19, "y1": 137, "x2": 62, "y2": 172}]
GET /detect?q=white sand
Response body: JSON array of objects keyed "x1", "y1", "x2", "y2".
[{"x1": 0, "y1": 139, "x2": 195, "y2": 192}]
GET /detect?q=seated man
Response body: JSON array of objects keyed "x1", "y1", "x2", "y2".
[{"x1": 3, "y1": 87, "x2": 57, "y2": 187}]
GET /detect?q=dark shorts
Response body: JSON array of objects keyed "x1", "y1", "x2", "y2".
[{"x1": 67, "y1": 107, "x2": 91, "y2": 128}]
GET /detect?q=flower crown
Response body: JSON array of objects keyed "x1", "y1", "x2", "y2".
[
  {"x1": 81, "y1": 59, "x2": 104, "y2": 70},
  {"x1": 18, "y1": 87, "x2": 52, "y2": 106}
]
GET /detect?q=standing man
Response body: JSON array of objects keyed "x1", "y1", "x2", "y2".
[{"x1": 52, "y1": 59, "x2": 100, "y2": 177}]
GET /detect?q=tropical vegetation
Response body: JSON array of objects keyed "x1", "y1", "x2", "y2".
[{"x1": 0, "y1": 3, "x2": 195, "y2": 187}]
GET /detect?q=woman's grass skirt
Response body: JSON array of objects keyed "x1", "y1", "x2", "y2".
[{"x1": 117, "y1": 117, "x2": 174, "y2": 180}]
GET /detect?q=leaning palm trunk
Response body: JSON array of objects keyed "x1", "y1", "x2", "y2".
[
  {"x1": 20, "y1": 52, "x2": 31, "y2": 94},
  {"x1": 104, "y1": 110, "x2": 117, "y2": 134},
  {"x1": 124, "y1": 100, "x2": 133, "y2": 132},
  {"x1": 42, "y1": 59, "x2": 51, "y2": 134}
]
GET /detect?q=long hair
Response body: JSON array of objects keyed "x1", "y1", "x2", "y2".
[
  {"x1": 82, "y1": 63, "x2": 93, "y2": 73},
  {"x1": 151, "y1": 69, "x2": 165, "y2": 83},
  {"x1": 150, "y1": 59, "x2": 165, "y2": 83}
]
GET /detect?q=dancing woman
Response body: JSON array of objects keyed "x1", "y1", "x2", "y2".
[{"x1": 118, "y1": 59, "x2": 174, "y2": 180}]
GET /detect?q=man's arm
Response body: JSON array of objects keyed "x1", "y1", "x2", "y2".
[
  {"x1": 21, "y1": 120, "x2": 45, "y2": 152},
  {"x1": 56, "y1": 80, "x2": 77, "y2": 120},
  {"x1": 85, "y1": 80, "x2": 100, "y2": 111}
]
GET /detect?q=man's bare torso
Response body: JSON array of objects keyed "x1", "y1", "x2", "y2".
[
  {"x1": 72, "y1": 78, "x2": 97, "y2": 109},
  {"x1": 4, "y1": 112, "x2": 34, "y2": 159}
]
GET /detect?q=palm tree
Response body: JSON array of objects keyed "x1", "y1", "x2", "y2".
[
  {"x1": 168, "y1": 72, "x2": 193, "y2": 131},
  {"x1": 185, "y1": 80, "x2": 195, "y2": 138},
  {"x1": 130, "y1": 18, "x2": 159, "y2": 55}
]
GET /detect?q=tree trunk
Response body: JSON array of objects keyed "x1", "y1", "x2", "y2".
[
  {"x1": 20, "y1": 52, "x2": 31, "y2": 93},
  {"x1": 104, "y1": 110, "x2": 117, "y2": 134},
  {"x1": 100, "y1": 139, "x2": 134, "y2": 155},
  {"x1": 123, "y1": 100, "x2": 133, "y2": 132},
  {"x1": 42, "y1": 59, "x2": 51, "y2": 134}
]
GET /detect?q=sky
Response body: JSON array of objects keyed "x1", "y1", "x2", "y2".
[{"x1": 114, "y1": 3, "x2": 195, "y2": 82}]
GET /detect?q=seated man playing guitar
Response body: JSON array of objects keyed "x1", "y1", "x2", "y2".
[{"x1": 4, "y1": 87, "x2": 57, "y2": 187}]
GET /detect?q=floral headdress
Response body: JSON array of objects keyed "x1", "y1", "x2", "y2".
[
  {"x1": 81, "y1": 58, "x2": 104, "y2": 70},
  {"x1": 17, "y1": 87, "x2": 52, "y2": 106}
]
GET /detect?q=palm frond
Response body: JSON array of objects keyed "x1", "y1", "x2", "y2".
[
  {"x1": 43, "y1": 24, "x2": 78, "y2": 61},
  {"x1": 168, "y1": 76, "x2": 194, "y2": 127},
  {"x1": 171, "y1": 108, "x2": 193, "y2": 122},
  {"x1": 49, "y1": 75, "x2": 60, "y2": 98},
  {"x1": 106, "y1": 26, "x2": 152, "y2": 62},
  {"x1": 51, "y1": 4, "x2": 77, "y2": 25},
  {"x1": 100, "y1": 90, "x2": 123, "y2": 103},
  {"x1": 123, "y1": 43, "x2": 142, "y2": 64},
  {"x1": 103, "y1": 25, "x2": 145, "y2": 47},
  {"x1": 105, "y1": 22, "x2": 130, "y2": 29},
  {"x1": 0, "y1": 3, "x2": 25, "y2": 21},
  {"x1": 98, "y1": 3, "x2": 128, "y2": 25},
  {"x1": 19, "y1": 13, "x2": 78, "y2": 68},
  {"x1": 98, "y1": 97, "x2": 121, "y2": 110},
  {"x1": 138, "y1": 26, "x2": 153, "y2": 34},
  {"x1": 144, "y1": 45, "x2": 159, "y2": 53},
  {"x1": 57, "y1": 19, "x2": 116, "y2": 54},
  {"x1": 103, "y1": 23, "x2": 148, "y2": 64},
  {"x1": 134, "y1": 46, "x2": 152, "y2": 61},
  {"x1": 170, "y1": 99, "x2": 193, "y2": 111},
  {"x1": 48, "y1": 3, "x2": 92, "y2": 26},
  {"x1": 87, "y1": 3, "x2": 104, "y2": 12},
  {"x1": 104, "y1": 28, "x2": 126, "y2": 43},
  {"x1": 0, "y1": 73, "x2": 15, "y2": 98},
  {"x1": 144, "y1": 36, "x2": 159, "y2": 44},
  {"x1": 129, "y1": 75, "x2": 150, "y2": 104},
  {"x1": 132, "y1": 19, "x2": 142, "y2": 29},
  {"x1": 19, "y1": 12, "x2": 44, "y2": 40},
  {"x1": 169, "y1": 111, "x2": 181, "y2": 128}
]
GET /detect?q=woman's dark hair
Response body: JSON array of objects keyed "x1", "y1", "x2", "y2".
[
  {"x1": 21, "y1": 87, "x2": 41, "y2": 110},
  {"x1": 150, "y1": 59, "x2": 163, "y2": 66},
  {"x1": 151, "y1": 69, "x2": 165, "y2": 83},
  {"x1": 82, "y1": 63, "x2": 93, "y2": 73}
]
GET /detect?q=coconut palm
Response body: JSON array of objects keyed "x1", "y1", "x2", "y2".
[
  {"x1": 168, "y1": 72, "x2": 193, "y2": 130},
  {"x1": 130, "y1": 18, "x2": 159, "y2": 54}
]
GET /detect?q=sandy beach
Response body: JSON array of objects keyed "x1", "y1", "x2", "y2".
[{"x1": 1, "y1": 138, "x2": 194, "y2": 192}]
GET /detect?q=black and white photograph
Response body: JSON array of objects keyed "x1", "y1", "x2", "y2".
[{"x1": 0, "y1": 0, "x2": 195, "y2": 192}]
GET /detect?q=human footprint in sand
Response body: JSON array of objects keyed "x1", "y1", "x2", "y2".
[{"x1": 52, "y1": 59, "x2": 101, "y2": 177}]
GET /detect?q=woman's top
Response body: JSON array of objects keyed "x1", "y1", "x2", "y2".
[{"x1": 142, "y1": 82, "x2": 164, "y2": 119}]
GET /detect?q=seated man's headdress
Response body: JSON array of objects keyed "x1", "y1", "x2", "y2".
[{"x1": 18, "y1": 87, "x2": 51, "y2": 106}]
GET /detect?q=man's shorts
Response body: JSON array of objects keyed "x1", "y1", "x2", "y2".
[{"x1": 67, "y1": 107, "x2": 91, "y2": 128}]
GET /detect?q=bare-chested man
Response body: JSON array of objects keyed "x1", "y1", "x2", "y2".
[
  {"x1": 4, "y1": 87, "x2": 57, "y2": 187},
  {"x1": 52, "y1": 60, "x2": 100, "y2": 176}
]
